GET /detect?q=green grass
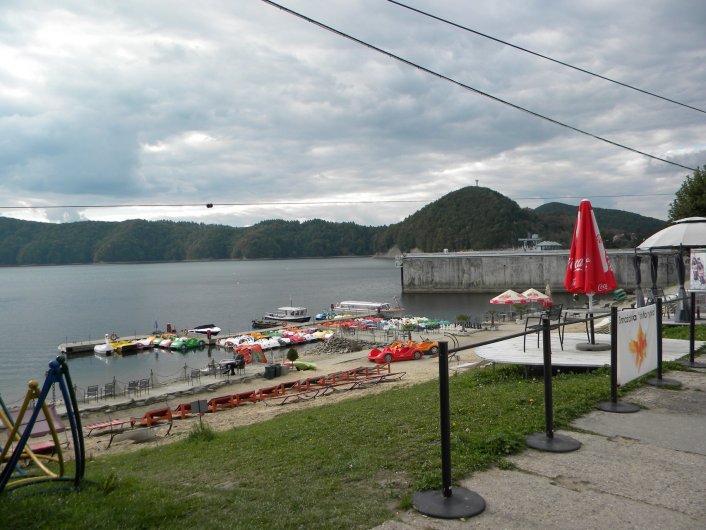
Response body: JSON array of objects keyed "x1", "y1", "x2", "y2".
[
  {"x1": 663, "y1": 323, "x2": 706, "y2": 341},
  {"x1": 1, "y1": 365, "x2": 616, "y2": 529}
]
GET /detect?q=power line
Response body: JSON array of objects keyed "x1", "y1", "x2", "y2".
[
  {"x1": 387, "y1": 0, "x2": 706, "y2": 115},
  {"x1": 0, "y1": 200, "x2": 425, "y2": 210},
  {"x1": 0, "y1": 193, "x2": 676, "y2": 211},
  {"x1": 514, "y1": 193, "x2": 675, "y2": 200},
  {"x1": 260, "y1": 0, "x2": 696, "y2": 172}
]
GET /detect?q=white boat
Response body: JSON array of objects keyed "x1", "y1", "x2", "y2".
[
  {"x1": 332, "y1": 300, "x2": 403, "y2": 316},
  {"x1": 94, "y1": 334, "x2": 114, "y2": 356},
  {"x1": 188, "y1": 324, "x2": 221, "y2": 336},
  {"x1": 261, "y1": 307, "x2": 311, "y2": 324}
]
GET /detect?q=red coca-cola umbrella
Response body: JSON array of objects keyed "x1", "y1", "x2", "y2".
[
  {"x1": 564, "y1": 200, "x2": 617, "y2": 297},
  {"x1": 564, "y1": 200, "x2": 617, "y2": 349}
]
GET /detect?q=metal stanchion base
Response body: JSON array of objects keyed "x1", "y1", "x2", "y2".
[
  {"x1": 596, "y1": 400, "x2": 640, "y2": 413},
  {"x1": 646, "y1": 377, "x2": 682, "y2": 388},
  {"x1": 576, "y1": 342, "x2": 611, "y2": 351},
  {"x1": 526, "y1": 432, "x2": 581, "y2": 452},
  {"x1": 676, "y1": 359, "x2": 706, "y2": 369},
  {"x1": 413, "y1": 487, "x2": 486, "y2": 519}
]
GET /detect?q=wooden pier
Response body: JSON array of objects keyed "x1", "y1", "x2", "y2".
[{"x1": 58, "y1": 333, "x2": 218, "y2": 357}]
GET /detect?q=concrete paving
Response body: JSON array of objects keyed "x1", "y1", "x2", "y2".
[{"x1": 376, "y1": 358, "x2": 706, "y2": 529}]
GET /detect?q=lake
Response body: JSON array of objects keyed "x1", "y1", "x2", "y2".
[{"x1": 0, "y1": 257, "x2": 557, "y2": 404}]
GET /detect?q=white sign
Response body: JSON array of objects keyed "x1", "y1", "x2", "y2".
[{"x1": 617, "y1": 305, "x2": 658, "y2": 385}]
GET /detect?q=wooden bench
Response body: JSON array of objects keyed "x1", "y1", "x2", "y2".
[
  {"x1": 207, "y1": 395, "x2": 236, "y2": 413},
  {"x1": 130, "y1": 407, "x2": 173, "y2": 428},
  {"x1": 85, "y1": 419, "x2": 132, "y2": 436},
  {"x1": 108, "y1": 426, "x2": 161, "y2": 449},
  {"x1": 263, "y1": 388, "x2": 320, "y2": 406}
]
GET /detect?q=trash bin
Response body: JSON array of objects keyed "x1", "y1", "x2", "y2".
[
  {"x1": 264, "y1": 365, "x2": 276, "y2": 379},
  {"x1": 274, "y1": 364, "x2": 282, "y2": 377}
]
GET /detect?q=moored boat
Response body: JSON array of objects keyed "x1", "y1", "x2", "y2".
[
  {"x1": 188, "y1": 324, "x2": 221, "y2": 336},
  {"x1": 251, "y1": 319, "x2": 282, "y2": 329},
  {"x1": 332, "y1": 300, "x2": 404, "y2": 317},
  {"x1": 105, "y1": 333, "x2": 139, "y2": 354},
  {"x1": 94, "y1": 334, "x2": 114, "y2": 356},
  {"x1": 261, "y1": 306, "x2": 311, "y2": 324}
]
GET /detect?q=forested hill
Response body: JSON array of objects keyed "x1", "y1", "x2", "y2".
[{"x1": 0, "y1": 187, "x2": 666, "y2": 265}]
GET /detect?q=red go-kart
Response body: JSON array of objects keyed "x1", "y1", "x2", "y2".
[{"x1": 368, "y1": 344, "x2": 423, "y2": 363}]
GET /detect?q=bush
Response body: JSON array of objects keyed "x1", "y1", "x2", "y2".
[
  {"x1": 187, "y1": 420, "x2": 216, "y2": 443},
  {"x1": 287, "y1": 347, "x2": 299, "y2": 363}
]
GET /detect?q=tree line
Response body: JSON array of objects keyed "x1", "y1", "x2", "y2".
[{"x1": 2, "y1": 178, "x2": 698, "y2": 266}]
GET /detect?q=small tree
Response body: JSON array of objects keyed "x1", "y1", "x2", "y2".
[
  {"x1": 668, "y1": 166, "x2": 706, "y2": 221},
  {"x1": 512, "y1": 303, "x2": 528, "y2": 319},
  {"x1": 456, "y1": 314, "x2": 470, "y2": 328},
  {"x1": 286, "y1": 347, "x2": 299, "y2": 363}
]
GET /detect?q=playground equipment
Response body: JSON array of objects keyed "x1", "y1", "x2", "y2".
[{"x1": 0, "y1": 355, "x2": 85, "y2": 493}]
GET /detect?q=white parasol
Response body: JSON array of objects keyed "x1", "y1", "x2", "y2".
[
  {"x1": 489, "y1": 289, "x2": 529, "y2": 305},
  {"x1": 637, "y1": 217, "x2": 706, "y2": 250},
  {"x1": 638, "y1": 217, "x2": 706, "y2": 322},
  {"x1": 522, "y1": 288, "x2": 552, "y2": 307}
]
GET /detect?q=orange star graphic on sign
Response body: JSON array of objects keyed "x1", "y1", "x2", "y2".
[{"x1": 629, "y1": 324, "x2": 649, "y2": 370}]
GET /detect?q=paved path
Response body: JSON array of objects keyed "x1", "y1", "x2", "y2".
[{"x1": 376, "y1": 359, "x2": 706, "y2": 529}]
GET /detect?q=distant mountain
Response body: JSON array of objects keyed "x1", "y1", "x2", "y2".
[
  {"x1": 534, "y1": 201, "x2": 666, "y2": 248},
  {"x1": 374, "y1": 187, "x2": 666, "y2": 252},
  {"x1": 0, "y1": 187, "x2": 668, "y2": 265},
  {"x1": 376, "y1": 187, "x2": 536, "y2": 252}
]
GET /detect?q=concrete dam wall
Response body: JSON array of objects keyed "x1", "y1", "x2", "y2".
[{"x1": 400, "y1": 250, "x2": 679, "y2": 294}]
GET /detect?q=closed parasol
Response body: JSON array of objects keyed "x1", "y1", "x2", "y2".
[{"x1": 564, "y1": 199, "x2": 617, "y2": 350}]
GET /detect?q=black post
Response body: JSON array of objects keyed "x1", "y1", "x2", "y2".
[
  {"x1": 647, "y1": 298, "x2": 682, "y2": 387},
  {"x1": 678, "y1": 291, "x2": 706, "y2": 368},
  {"x1": 690, "y1": 291, "x2": 696, "y2": 363},
  {"x1": 526, "y1": 316, "x2": 581, "y2": 452},
  {"x1": 597, "y1": 307, "x2": 639, "y2": 413},
  {"x1": 542, "y1": 316, "x2": 554, "y2": 438},
  {"x1": 610, "y1": 306, "x2": 618, "y2": 403},
  {"x1": 657, "y1": 298, "x2": 664, "y2": 379},
  {"x1": 589, "y1": 313, "x2": 596, "y2": 345},
  {"x1": 412, "y1": 341, "x2": 486, "y2": 519},
  {"x1": 439, "y1": 342, "x2": 452, "y2": 497}
]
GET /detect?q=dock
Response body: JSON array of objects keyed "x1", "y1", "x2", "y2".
[{"x1": 58, "y1": 333, "x2": 218, "y2": 356}]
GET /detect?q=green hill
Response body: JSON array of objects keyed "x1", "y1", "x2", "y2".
[
  {"x1": 534, "y1": 201, "x2": 666, "y2": 248},
  {"x1": 377, "y1": 187, "x2": 537, "y2": 252}
]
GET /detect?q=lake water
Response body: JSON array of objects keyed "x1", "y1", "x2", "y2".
[{"x1": 0, "y1": 258, "x2": 562, "y2": 404}]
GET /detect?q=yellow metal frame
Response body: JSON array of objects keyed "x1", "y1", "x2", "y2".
[{"x1": 0, "y1": 380, "x2": 64, "y2": 488}]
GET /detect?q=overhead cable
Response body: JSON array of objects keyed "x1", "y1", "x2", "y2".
[
  {"x1": 260, "y1": 1, "x2": 696, "y2": 172},
  {"x1": 387, "y1": 0, "x2": 706, "y2": 115},
  {"x1": 0, "y1": 193, "x2": 676, "y2": 211}
]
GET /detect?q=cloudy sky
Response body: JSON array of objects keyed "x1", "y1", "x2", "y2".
[{"x1": 2, "y1": 0, "x2": 705, "y2": 227}]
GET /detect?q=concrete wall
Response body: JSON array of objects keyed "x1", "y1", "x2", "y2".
[{"x1": 400, "y1": 250, "x2": 680, "y2": 293}]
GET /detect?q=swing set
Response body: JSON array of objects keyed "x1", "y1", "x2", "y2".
[{"x1": 0, "y1": 355, "x2": 85, "y2": 494}]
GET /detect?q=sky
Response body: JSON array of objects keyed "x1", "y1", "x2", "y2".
[{"x1": 1, "y1": 0, "x2": 705, "y2": 228}]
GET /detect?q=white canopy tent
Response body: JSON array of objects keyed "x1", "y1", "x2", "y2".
[{"x1": 637, "y1": 217, "x2": 706, "y2": 320}]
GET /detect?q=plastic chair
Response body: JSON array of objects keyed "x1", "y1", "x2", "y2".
[
  {"x1": 138, "y1": 379, "x2": 151, "y2": 394},
  {"x1": 85, "y1": 385, "x2": 99, "y2": 403},
  {"x1": 561, "y1": 310, "x2": 591, "y2": 344},
  {"x1": 102, "y1": 382, "x2": 115, "y2": 399},
  {"x1": 523, "y1": 304, "x2": 563, "y2": 351},
  {"x1": 126, "y1": 380, "x2": 139, "y2": 396}
]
